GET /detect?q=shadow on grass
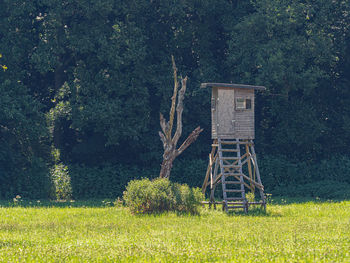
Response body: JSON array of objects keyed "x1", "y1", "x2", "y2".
[
  {"x1": 267, "y1": 196, "x2": 347, "y2": 205},
  {"x1": 226, "y1": 207, "x2": 282, "y2": 217},
  {"x1": 0, "y1": 199, "x2": 117, "y2": 208}
]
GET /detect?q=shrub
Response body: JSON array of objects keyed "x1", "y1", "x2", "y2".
[
  {"x1": 123, "y1": 178, "x2": 203, "y2": 214},
  {"x1": 51, "y1": 164, "x2": 72, "y2": 200}
]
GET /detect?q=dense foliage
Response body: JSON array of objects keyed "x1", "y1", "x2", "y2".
[
  {"x1": 0, "y1": 0, "x2": 349, "y2": 199},
  {"x1": 123, "y1": 178, "x2": 203, "y2": 214}
]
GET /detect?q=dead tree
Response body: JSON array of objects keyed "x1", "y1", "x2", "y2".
[{"x1": 159, "y1": 56, "x2": 203, "y2": 178}]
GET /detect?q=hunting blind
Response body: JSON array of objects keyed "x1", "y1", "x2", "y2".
[{"x1": 201, "y1": 83, "x2": 266, "y2": 212}]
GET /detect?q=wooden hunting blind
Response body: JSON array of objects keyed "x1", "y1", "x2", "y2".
[{"x1": 201, "y1": 83, "x2": 266, "y2": 212}]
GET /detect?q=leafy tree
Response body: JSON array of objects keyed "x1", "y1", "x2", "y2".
[{"x1": 226, "y1": 0, "x2": 348, "y2": 159}]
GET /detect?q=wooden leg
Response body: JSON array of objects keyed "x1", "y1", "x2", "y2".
[{"x1": 250, "y1": 142, "x2": 265, "y2": 205}]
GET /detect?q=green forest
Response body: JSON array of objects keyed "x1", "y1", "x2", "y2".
[{"x1": 0, "y1": 0, "x2": 349, "y2": 200}]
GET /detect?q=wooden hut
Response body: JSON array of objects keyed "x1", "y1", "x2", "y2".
[{"x1": 201, "y1": 83, "x2": 266, "y2": 212}]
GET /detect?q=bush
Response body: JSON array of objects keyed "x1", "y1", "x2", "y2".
[
  {"x1": 123, "y1": 178, "x2": 203, "y2": 214},
  {"x1": 51, "y1": 164, "x2": 72, "y2": 200}
]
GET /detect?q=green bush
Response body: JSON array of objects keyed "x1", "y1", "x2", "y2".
[
  {"x1": 123, "y1": 178, "x2": 203, "y2": 214},
  {"x1": 51, "y1": 164, "x2": 72, "y2": 200}
]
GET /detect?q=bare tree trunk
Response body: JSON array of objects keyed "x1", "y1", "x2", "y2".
[{"x1": 159, "y1": 56, "x2": 203, "y2": 178}]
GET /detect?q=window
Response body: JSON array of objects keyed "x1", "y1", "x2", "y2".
[
  {"x1": 236, "y1": 98, "x2": 245, "y2": 110},
  {"x1": 246, "y1": 99, "x2": 252, "y2": 109},
  {"x1": 235, "y1": 97, "x2": 252, "y2": 110}
]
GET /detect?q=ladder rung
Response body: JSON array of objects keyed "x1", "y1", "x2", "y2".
[
  {"x1": 224, "y1": 189, "x2": 244, "y2": 193},
  {"x1": 224, "y1": 173, "x2": 243, "y2": 176},
  {"x1": 226, "y1": 197, "x2": 245, "y2": 201},
  {"x1": 225, "y1": 181, "x2": 241, "y2": 184},
  {"x1": 221, "y1": 140, "x2": 252, "y2": 145},
  {"x1": 220, "y1": 157, "x2": 240, "y2": 160},
  {"x1": 220, "y1": 141, "x2": 239, "y2": 145},
  {"x1": 223, "y1": 165, "x2": 241, "y2": 168},
  {"x1": 221, "y1": 149, "x2": 239, "y2": 152}
]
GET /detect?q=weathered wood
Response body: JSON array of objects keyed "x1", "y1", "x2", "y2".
[
  {"x1": 210, "y1": 87, "x2": 255, "y2": 140},
  {"x1": 221, "y1": 149, "x2": 239, "y2": 152},
  {"x1": 200, "y1": 83, "x2": 266, "y2": 90},
  {"x1": 236, "y1": 138, "x2": 248, "y2": 213},
  {"x1": 202, "y1": 82, "x2": 265, "y2": 212},
  {"x1": 218, "y1": 138, "x2": 228, "y2": 212},
  {"x1": 250, "y1": 143, "x2": 265, "y2": 206},
  {"x1": 159, "y1": 57, "x2": 203, "y2": 178},
  {"x1": 224, "y1": 189, "x2": 244, "y2": 193},
  {"x1": 226, "y1": 197, "x2": 245, "y2": 201},
  {"x1": 224, "y1": 181, "x2": 242, "y2": 184},
  {"x1": 245, "y1": 142, "x2": 254, "y2": 192}
]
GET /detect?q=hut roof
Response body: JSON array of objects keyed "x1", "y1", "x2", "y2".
[{"x1": 200, "y1": 83, "x2": 266, "y2": 91}]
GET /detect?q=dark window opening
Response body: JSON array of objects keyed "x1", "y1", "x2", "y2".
[{"x1": 246, "y1": 99, "x2": 252, "y2": 109}]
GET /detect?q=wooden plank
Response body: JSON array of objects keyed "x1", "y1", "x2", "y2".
[
  {"x1": 201, "y1": 143, "x2": 217, "y2": 194},
  {"x1": 250, "y1": 142, "x2": 265, "y2": 205},
  {"x1": 200, "y1": 82, "x2": 266, "y2": 90},
  {"x1": 225, "y1": 181, "x2": 241, "y2": 184},
  {"x1": 226, "y1": 197, "x2": 245, "y2": 201},
  {"x1": 218, "y1": 138, "x2": 228, "y2": 212},
  {"x1": 221, "y1": 149, "x2": 237, "y2": 154},
  {"x1": 223, "y1": 164, "x2": 241, "y2": 168},
  {"x1": 227, "y1": 205, "x2": 245, "y2": 209},
  {"x1": 221, "y1": 140, "x2": 253, "y2": 145},
  {"x1": 235, "y1": 138, "x2": 248, "y2": 213},
  {"x1": 240, "y1": 155, "x2": 251, "y2": 166},
  {"x1": 220, "y1": 156, "x2": 240, "y2": 160},
  {"x1": 245, "y1": 142, "x2": 254, "y2": 192},
  {"x1": 224, "y1": 189, "x2": 244, "y2": 193},
  {"x1": 201, "y1": 201, "x2": 224, "y2": 204},
  {"x1": 226, "y1": 174, "x2": 253, "y2": 191},
  {"x1": 225, "y1": 171, "x2": 262, "y2": 190},
  {"x1": 210, "y1": 156, "x2": 219, "y2": 206}
]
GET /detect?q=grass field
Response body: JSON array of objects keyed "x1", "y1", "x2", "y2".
[{"x1": 0, "y1": 199, "x2": 349, "y2": 262}]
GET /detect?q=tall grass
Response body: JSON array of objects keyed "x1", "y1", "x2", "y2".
[{"x1": 0, "y1": 200, "x2": 349, "y2": 262}]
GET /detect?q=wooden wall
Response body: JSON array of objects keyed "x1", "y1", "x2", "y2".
[
  {"x1": 211, "y1": 87, "x2": 255, "y2": 139},
  {"x1": 233, "y1": 88, "x2": 254, "y2": 139}
]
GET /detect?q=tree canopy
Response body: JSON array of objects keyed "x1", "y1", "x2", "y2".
[{"x1": 0, "y1": 0, "x2": 349, "y2": 198}]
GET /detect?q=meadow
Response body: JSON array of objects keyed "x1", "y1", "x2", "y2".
[{"x1": 0, "y1": 199, "x2": 349, "y2": 262}]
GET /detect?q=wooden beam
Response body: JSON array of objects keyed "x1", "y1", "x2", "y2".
[
  {"x1": 202, "y1": 143, "x2": 217, "y2": 194},
  {"x1": 245, "y1": 143, "x2": 254, "y2": 192}
]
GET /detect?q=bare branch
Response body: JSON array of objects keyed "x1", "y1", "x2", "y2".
[
  {"x1": 158, "y1": 131, "x2": 167, "y2": 149},
  {"x1": 159, "y1": 113, "x2": 167, "y2": 135},
  {"x1": 159, "y1": 56, "x2": 202, "y2": 179},
  {"x1": 172, "y1": 76, "x2": 187, "y2": 146},
  {"x1": 167, "y1": 55, "x2": 178, "y2": 140},
  {"x1": 176, "y1": 126, "x2": 203, "y2": 156}
]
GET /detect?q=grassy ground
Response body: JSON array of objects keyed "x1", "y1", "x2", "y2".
[{"x1": 0, "y1": 199, "x2": 349, "y2": 262}]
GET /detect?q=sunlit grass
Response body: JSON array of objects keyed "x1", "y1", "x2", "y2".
[{"x1": 0, "y1": 199, "x2": 349, "y2": 262}]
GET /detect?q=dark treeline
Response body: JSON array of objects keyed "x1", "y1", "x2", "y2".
[{"x1": 0, "y1": 0, "x2": 349, "y2": 199}]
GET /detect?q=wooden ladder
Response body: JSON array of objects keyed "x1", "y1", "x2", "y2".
[{"x1": 218, "y1": 138, "x2": 248, "y2": 212}]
